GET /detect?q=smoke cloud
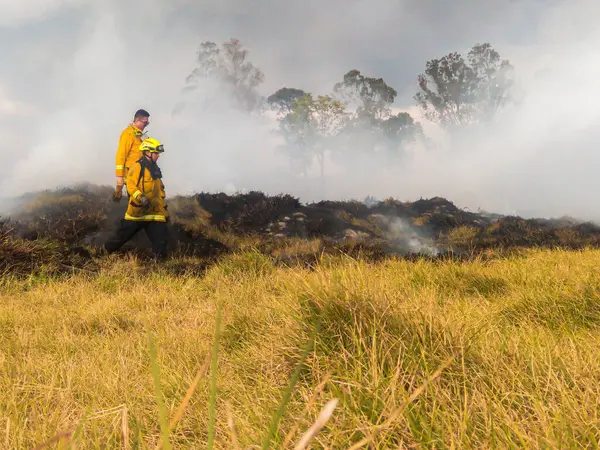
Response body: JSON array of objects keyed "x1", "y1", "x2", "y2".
[{"x1": 1, "y1": 0, "x2": 600, "y2": 220}]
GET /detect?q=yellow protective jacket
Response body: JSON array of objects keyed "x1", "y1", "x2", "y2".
[
  {"x1": 124, "y1": 158, "x2": 168, "y2": 222},
  {"x1": 115, "y1": 124, "x2": 146, "y2": 178}
]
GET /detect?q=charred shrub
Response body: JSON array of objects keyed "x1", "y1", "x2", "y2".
[
  {"x1": 195, "y1": 191, "x2": 301, "y2": 232},
  {"x1": 9, "y1": 186, "x2": 112, "y2": 244}
]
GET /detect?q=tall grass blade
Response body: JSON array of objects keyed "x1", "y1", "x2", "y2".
[
  {"x1": 65, "y1": 411, "x2": 87, "y2": 450},
  {"x1": 147, "y1": 328, "x2": 172, "y2": 450},
  {"x1": 225, "y1": 400, "x2": 241, "y2": 450},
  {"x1": 169, "y1": 354, "x2": 211, "y2": 432},
  {"x1": 261, "y1": 319, "x2": 321, "y2": 450},
  {"x1": 347, "y1": 355, "x2": 454, "y2": 450},
  {"x1": 293, "y1": 398, "x2": 338, "y2": 450},
  {"x1": 207, "y1": 301, "x2": 224, "y2": 450}
]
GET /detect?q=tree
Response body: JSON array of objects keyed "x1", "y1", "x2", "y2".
[
  {"x1": 414, "y1": 43, "x2": 514, "y2": 128},
  {"x1": 266, "y1": 87, "x2": 306, "y2": 118},
  {"x1": 378, "y1": 112, "x2": 424, "y2": 162},
  {"x1": 277, "y1": 94, "x2": 313, "y2": 176},
  {"x1": 184, "y1": 38, "x2": 265, "y2": 112},
  {"x1": 380, "y1": 112, "x2": 423, "y2": 142},
  {"x1": 331, "y1": 69, "x2": 422, "y2": 165},
  {"x1": 279, "y1": 93, "x2": 348, "y2": 177},
  {"x1": 467, "y1": 43, "x2": 514, "y2": 119},
  {"x1": 333, "y1": 69, "x2": 397, "y2": 121}
]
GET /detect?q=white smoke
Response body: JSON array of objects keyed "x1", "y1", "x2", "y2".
[
  {"x1": 368, "y1": 214, "x2": 440, "y2": 256},
  {"x1": 0, "y1": 0, "x2": 600, "y2": 221},
  {"x1": 0, "y1": 0, "x2": 85, "y2": 27}
]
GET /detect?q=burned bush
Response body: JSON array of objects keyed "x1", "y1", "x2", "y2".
[
  {"x1": 0, "y1": 221, "x2": 96, "y2": 277},
  {"x1": 8, "y1": 186, "x2": 113, "y2": 244},
  {"x1": 195, "y1": 191, "x2": 301, "y2": 232},
  {"x1": 3, "y1": 185, "x2": 600, "y2": 270}
]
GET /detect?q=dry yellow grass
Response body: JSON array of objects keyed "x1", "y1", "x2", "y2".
[{"x1": 1, "y1": 248, "x2": 600, "y2": 448}]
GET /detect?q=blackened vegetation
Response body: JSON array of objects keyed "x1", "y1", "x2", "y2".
[
  {"x1": 8, "y1": 186, "x2": 112, "y2": 244},
  {"x1": 194, "y1": 191, "x2": 301, "y2": 233},
  {"x1": 1, "y1": 184, "x2": 600, "y2": 276},
  {"x1": 0, "y1": 221, "x2": 95, "y2": 277}
]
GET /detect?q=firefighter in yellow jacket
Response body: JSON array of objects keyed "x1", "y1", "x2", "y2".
[
  {"x1": 112, "y1": 109, "x2": 150, "y2": 202},
  {"x1": 104, "y1": 137, "x2": 169, "y2": 260}
]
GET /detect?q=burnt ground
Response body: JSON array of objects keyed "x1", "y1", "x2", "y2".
[{"x1": 2, "y1": 183, "x2": 600, "y2": 276}]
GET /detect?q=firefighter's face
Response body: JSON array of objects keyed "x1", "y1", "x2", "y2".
[{"x1": 135, "y1": 116, "x2": 149, "y2": 130}]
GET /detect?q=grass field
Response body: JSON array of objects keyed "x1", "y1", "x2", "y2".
[{"x1": 1, "y1": 247, "x2": 599, "y2": 449}]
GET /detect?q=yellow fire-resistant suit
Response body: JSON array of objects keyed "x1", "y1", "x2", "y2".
[
  {"x1": 115, "y1": 124, "x2": 146, "y2": 179},
  {"x1": 124, "y1": 159, "x2": 169, "y2": 222}
]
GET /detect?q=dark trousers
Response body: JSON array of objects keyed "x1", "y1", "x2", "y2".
[{"x1": 104, "y1": 219, "x2": 168, "y2": 259}]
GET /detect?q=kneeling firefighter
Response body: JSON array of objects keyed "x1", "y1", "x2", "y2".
[{"x1": 104, "y1": 137, "x2": 169, "y2": 260}]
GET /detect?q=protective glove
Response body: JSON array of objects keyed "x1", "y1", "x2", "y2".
[
  {"x1": 112, "y1": 181, "x2": 124, "y2": 202},
  {"x1": 139, "y1": 195, "x2": 150, "y2": 207}
]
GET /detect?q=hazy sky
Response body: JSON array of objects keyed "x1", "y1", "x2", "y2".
[{"x1": 1, "y1": 0, "x2": 600, "y2": 220}]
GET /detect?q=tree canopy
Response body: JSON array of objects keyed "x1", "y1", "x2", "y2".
[
  {"x1": 333, "y1": 69, "x2": 398, "y2": 122},
  {"x1": 414, "y1": 43, "x2": 514, "y2": 128},
  {"x1": 267, "y1": 87, "x2": 307, "y2": 117},
  {"x1": 179, "y1": 38, "x2": 515, "y2": 180},
  {"x1": 185, "y1": 38, "x2": 265, "y2": 112}
]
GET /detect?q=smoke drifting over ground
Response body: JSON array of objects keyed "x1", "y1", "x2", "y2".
[{"x1": 1, "y1": 0, "x2": 600, "y2": 220}]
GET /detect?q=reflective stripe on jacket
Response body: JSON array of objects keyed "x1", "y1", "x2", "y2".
[{"x1": 124, "y1": 159, "x2": 168, "y2": 222}]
